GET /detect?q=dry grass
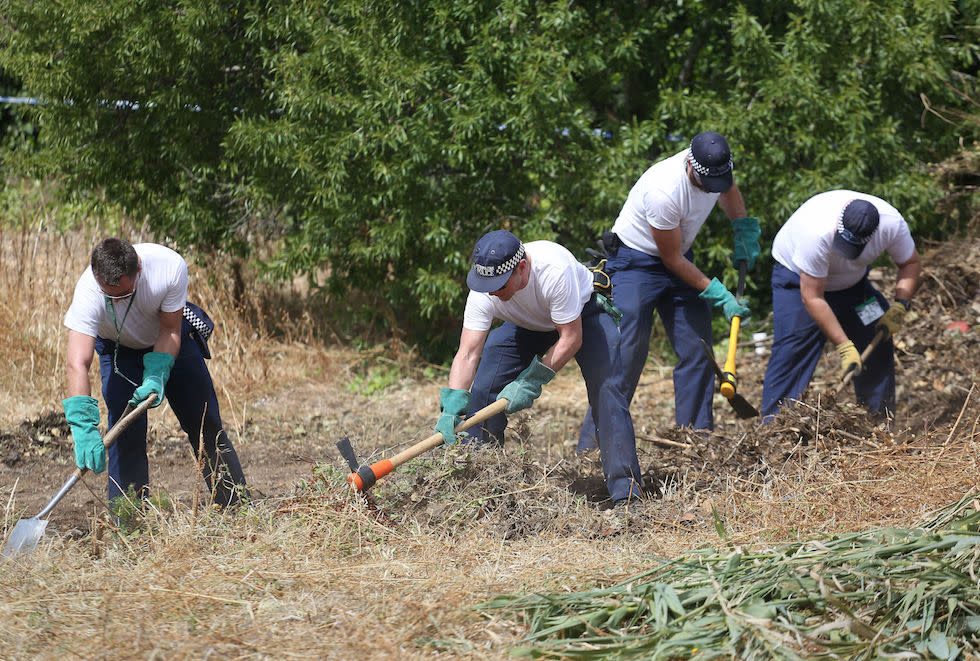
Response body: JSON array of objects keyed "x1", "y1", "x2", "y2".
[
  {"x1": 2, "y1": 433, "x2": 977, "y2": 658},
  {"x1": 1, "y1": 188, "x2": 979, "y2": 658}
]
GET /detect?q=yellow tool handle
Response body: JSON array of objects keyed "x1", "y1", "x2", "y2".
[{"x1": 720, "y1": 315, "x2": 741, "y2": 398}]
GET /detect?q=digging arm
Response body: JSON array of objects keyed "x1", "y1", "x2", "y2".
[
  {"x1": 718, "y1": 183, "x2": 748, "y2": 220},
  {"x1": 800, "y1": 272, "x2": 848, "y2": 345},
  {"x1": 154, "y1": 308, "x2": 183, "y2": 358},
  {"x1": 540, "y1": 317, "x2": 582, "y2": 373},
  {"x1": 448, "y1": 327, "x2": 489, "y2": 390},
  {"x1": 66, "y1": 330, "x2": 96, "y2": 397},
  {"x1": 893, "y1": 252, "x2": 921, "y2": 304},
  {"x1": 652, "y1": 226, "x2": 711, "y2": 291}
]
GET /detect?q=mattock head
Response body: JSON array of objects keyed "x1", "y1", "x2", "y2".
[
  {"x1": 336, "y1": 436, "x2": 361, "y2": 472},
  {"x1": 335, "y1": 437, "x2": 382, "y2": 510}
]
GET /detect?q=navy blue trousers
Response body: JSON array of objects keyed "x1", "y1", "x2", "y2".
[
  {"x1": 761, "y1": 264, "x2": 896, "y2": 418},
  {"x1": 578, "y1": 244, "x2": 715, "y2": 449},
  {"x1": 95, "y1": 316, "x2": 248, "y2": 506},
  {"x1": 462, "y1": 297, "x2": 642, "y2": 502}
]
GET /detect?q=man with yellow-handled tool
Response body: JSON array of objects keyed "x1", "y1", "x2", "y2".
[
  {"x1": 436, "y1": 229, "x2": 643, "y2": 506},
  {"x1": 577, "y1": 131, "x2": 759, "y2": 445},
  {"x1": 761, "y1": 191, "x2": 921, "y2": 419}
]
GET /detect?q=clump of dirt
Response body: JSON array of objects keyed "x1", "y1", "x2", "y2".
[
  {"x1": 0, "y1": 410, "x2": 72, "y2": 467},
  {"x1": 374, "y1": 444, "x2": 615, "y2": 539},
  {"x1": 638, "y1": 401, "x2": 897, "y2": 490}
]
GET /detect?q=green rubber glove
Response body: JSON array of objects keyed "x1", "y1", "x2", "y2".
[
  {"x1": 875, "y1": 303, "x2": 907, "y2": 339},
  {"x1": 732, "y1": 217, "x2": 761, "y2": 269},
  {"x1": 497, "y1": 356, "x2": 556, "y2": 414},
  {"x1": 836, "y1": 340, "x2": 862, "y2": 380},
  {"x1": 128, "y1": 352, "x2": 174, "y2": 408},
  {"x1": 63, "y1": 395, "x2": 105, "y2": 474},
  {"x1": 699, "y1": 277, "x2": 751, "y2": 322},
  {"x1": 595, "y1": 292, "x2": 623, "y2": 324},
  {"x1": 435, "y1": 388, "x2": 471, "y2": 445}
]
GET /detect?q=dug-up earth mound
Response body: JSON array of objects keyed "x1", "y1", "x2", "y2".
[{"x1": 2, "y1": 236, "x2": 978, "y2": 542}]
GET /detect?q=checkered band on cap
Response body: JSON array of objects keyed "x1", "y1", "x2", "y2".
[
  {"x1": 474, "y1": 243, "x2": 525, "y2": 277},
  {"x1": 183, "y1": 305, "x2": 213, "y2": 340},
  {"x1": 688, "y1": 148, "x2": 733, "y2": 177},
  {"x1": 836, "y1": 210, "x2": 873, "y2": 246}
]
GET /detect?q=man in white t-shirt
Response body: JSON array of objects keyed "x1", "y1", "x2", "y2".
[
  {"x1": 63, "y1": 238, "x2": 248, "y2": 507},
  {"x1": 579, "y1": 131, "x2": 757, "y2": 447},
  {"x1": 761, "y1": 191, "x2": 921, "y2": 418},
  {"x1": 436, "y1": 230, "x2": 643, "y2": 505}
]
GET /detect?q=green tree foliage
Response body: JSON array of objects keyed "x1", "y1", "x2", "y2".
[
  {"x1": 0, "y1": 1, "x2": 977, "y2": 354},
  {"x1": 0, "y1": 71, "x2": 35, "y2": 149},
  {"x1": 0, "y1": 1, "x2": 268, "y2": 250}
]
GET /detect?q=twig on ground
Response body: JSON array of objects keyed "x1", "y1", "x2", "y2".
[
  {"x1": 636, "y1": 434, "x2": 691, "y2": 450},
  {"x1": 928, "y1": 383, "x2": 975, "y2": 476}
]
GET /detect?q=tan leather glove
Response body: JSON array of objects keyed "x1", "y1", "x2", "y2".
[
  {"x1": 875, "y1": 303, "x2": 907, "y2": 338},
  {"x1": 836, "y1": 340, "x2": 862, "y2": 380}
]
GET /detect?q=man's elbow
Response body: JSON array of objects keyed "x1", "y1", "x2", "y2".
[
  {"x1": 662, "y1": 257, "x2": 688, "y2": 277},
  {"x1": 65, "y1": 360, "x2": 90, "y2": 384},
  {"x1": 899, "y1": 254, "x2": 922, "y2": 272},
  {"x1": 454, "y1": 349, "x2": 481, "y2": 370}
]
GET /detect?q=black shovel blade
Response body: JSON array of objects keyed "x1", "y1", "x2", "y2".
[{"x1": 698, "y1": 339, "x2": 759, "y2": 419}]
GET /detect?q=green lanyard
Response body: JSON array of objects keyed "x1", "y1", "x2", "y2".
[{"x1": 106, "y1": 295, "x2": 140, "y2": 388}]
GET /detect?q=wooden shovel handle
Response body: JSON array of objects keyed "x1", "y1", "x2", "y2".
[
  {"x1": 841, "y1": 328, "x2": 888, "y2": 387},
  {"x1": 71, "y1": 394, "x2": 157, "y2": 478},
  {"x1": 348, "y1": 398, "x2": 509, "y2": 491},
  {"x1": 105, "y1": 395, "x2": 157, "y2": 450},
  {"x1": 37, "y1": 394, "x2": 157, "y2": 519}
]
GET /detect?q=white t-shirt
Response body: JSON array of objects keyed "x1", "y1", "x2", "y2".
[
  {"x1": 64, "y1": 243, "x2": 189, "y2": 349},
  {"x1": 771, "y1": 190, "x2": 917, "y2": 291},
  {"x1": 463, "y1": 241, "x2": 593, "y2": 333},
  {"x1": 611, "y1": 148, "x2": 721, "y2": 256}
]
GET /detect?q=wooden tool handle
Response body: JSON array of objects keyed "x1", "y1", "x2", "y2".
[
  {"x1": 103, "y1": 395, "x2": 157, "y2": 451},
  {"x1": 348, "y1": 398, "x2": 509, "y2": 491},
  {"x1": 841, "y1": 328, "x2": 888, "y2": 387},
  {"x1": 36, "y1": 394, "x2": 157, "y2": 519},
  {"x1": 71, "y1": 394, "x2": 157, "y2": 477}
]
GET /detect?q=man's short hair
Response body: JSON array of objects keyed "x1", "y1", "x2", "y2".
[{"x1": 91, "y1": 238, "x2": 139, "y2": 286}]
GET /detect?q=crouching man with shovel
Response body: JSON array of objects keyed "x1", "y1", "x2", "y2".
[
  {"x1": 437, "y1": 230, "x2": 643, "y2": 507},
  {"x1": 761, "y1": 192, "x2": 921, "y2": 420},
  {"x1": 63, "y1": 238, "x2": 249, "y2": 509}
]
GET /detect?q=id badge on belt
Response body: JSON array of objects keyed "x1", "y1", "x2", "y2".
[{"x1": 855, "y1": 297, "x2": 884, "y2": 326}]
